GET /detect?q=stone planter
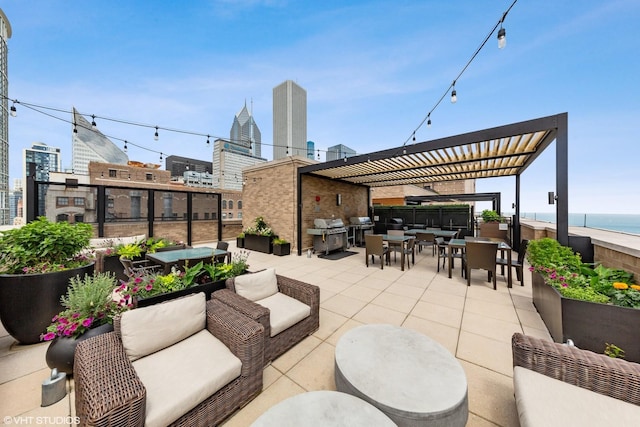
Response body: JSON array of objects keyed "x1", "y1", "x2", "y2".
[
  {"x1": 244, "y1": 234, "x2": 273, "y2": 254},
  {"x1": 532, "y1": 271, "x2": 640, "y2": 362},
  {"x1": 273, "y1": 243, "x2": 291, "y2": 256},
  {"x1": 135, "y1": 279, "x2": 227, "y2": 308},
  {"x1": 0, "y1": 263, "x2": 95, "y2": 345},
  {"x1": 45, "y1": 323, "x2": 114, "y2": 375}
]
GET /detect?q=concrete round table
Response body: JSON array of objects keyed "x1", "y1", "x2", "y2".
[
  {"x1": 250, "y1": 390, "x2": 396, "y2": 426},
  {"x1": 335, "y1": 324, "x2": 468, "y2": 427}
]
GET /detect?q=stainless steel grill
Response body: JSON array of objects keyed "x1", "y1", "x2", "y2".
[
  {"x1": 349, "y1": 217, "x2": 374, "y2": 246},
  {"x1": 307, "y1": 218, "x2": 348, "y2": 254}
]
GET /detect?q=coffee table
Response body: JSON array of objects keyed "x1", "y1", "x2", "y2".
[
  {"x1": 251, "y1": 391, "x2": 395, "y2": 426},
  {"x1": 335, "y1": 324, "x2": 468, "y2": 427}
]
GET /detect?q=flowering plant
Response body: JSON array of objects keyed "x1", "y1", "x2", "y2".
[
  {"x1": 527, "y1": 238, "x2": 639, "y2": 308},
  {"x1": 244, "y1": 216, "x2": 275, "y2": 237},
  {"x1": 41, "y1": 272, "x2": 129, "y2": 341}
]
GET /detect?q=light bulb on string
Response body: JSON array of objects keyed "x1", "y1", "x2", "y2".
[
  {"x1": 10, "y1": 102, "x2": 17, "y2": 117},
  {"x1": 317, "y1": 150, "x2": 320, "y2": 160},
  {"x1": 73, "y1": 122, "x2": 78, "y2": 133},
  {"x1": 451, "y1": 81, "x2": 457, "y2": 103},
  {"x1": 427, "y1": 113, "x2": 432, "y2": 128},
  {"x1": 91, "y1": 115, "x2": 97, "y2": 129},
  {"x1": 154, "y1": 126, "x2": 159, "y2": 141},
  {"x1": 123, "y1": 141, "x2": 128, "y2": 153},
  {"x1": 206, "y1": 135, "x2": 210, "y2": 145},
  {"x1": 497, "y1": 26, "x2": 506, "y2": 49},
  {"x1": 159, "y1": 152, "x2": 163, "y2": 162}
]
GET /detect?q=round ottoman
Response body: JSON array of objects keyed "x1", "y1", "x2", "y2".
[
  {"x1": 335, "y1": 324, "x2": 468, "y2": 427},
  {"x1": 251, "y1": 390, "x2": 396, "y2": 426}
]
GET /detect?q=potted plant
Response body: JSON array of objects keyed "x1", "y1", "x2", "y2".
[
  {"x1": 243, "y1": 216, "x2": 276, "y2": 254},
  {"x1": 0, "y1": 217, "x2": 95, "y2": 344},
  {"x1": 43, "y1": 272, "x2": 129, "y2": 374},
  {"x1": 237, "y1": 232, "x2": 245, "y2": 248},
  {"x1": 527, "y1": 238, "x2": 640, "y2": 362},
  {"x1": 479, "y1": 209, "x2": 508, "y2": 239},
  {"x1": 272, "y1": 237, "x2": 291, "y2": 256}
]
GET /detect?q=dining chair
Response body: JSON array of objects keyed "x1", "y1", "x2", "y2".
[
  {"x1": 462, "y1": 242, "x2": 499, "y2": 289},
  {"x1": 402, "y1": 237, "x2": 416, "y2": 270},
  {"x1": 365, "y1": 234, "x2": 389, "y2": 269},
  {"x1": 119, "y1": 257, "x2": 161, "y2": 279},
  {"x1": 497, "y1": 239, "x2": 528, "y2": 286},
  {"x1": 415, "y1": 232, "x2": 436, "y2": 256},
  {"x1": 386, "y1": 229, "x2": 404, "y2": 263},
  {"x1": 435, "y1": 237, "x2": 447, "y2": 272},
  {"x1": 214, "y1": 241, "x2": 229, "y2": 263}
]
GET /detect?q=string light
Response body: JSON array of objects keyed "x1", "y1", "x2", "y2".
[
  {"x1": 124, "y1": 140, "x2": 128, "y2": 153},
  {"x1": 73, "y1": 122, "x2": 78, "y2": 133},
  {"x1": 206, "y1": 135, "x2": 210, "y2": 145},
  {"x1": 154, "y1": 126, "x2": 159, "y2": 141},
  {"x1": 91, "y1": 115, "x2": 97, "y2": 129},
  {"x1": 402, "y1": 0, "x2": 518, "y2": 145},
  {"x1": 159, "y1": 152, "x2": 163, "y2": 162},
  {"x1": 10, "y1": 102, "x2": 17, "y2": 117}
]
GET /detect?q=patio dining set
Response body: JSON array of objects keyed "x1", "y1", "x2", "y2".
[{"x1": 364, "y1": 228, "x2": 527, "y2": 289}]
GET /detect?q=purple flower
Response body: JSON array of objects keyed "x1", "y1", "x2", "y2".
[{"x1": 42, "y1": 332, "x2": 56, "y2": 341}]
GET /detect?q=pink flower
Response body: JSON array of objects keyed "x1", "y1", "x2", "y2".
[
  {"x1": 71, "y1": 312, "x2": 80, "y2": 319},
  {"x1": 529, "y1": 266, "x2": 534, "y2": 272},
  {"x1": 132, "y1": 286, "x2": 139, "y2": 293},
  {"x1": 63, "y1": 329, "x2": 72, "y2": 336},
  {"x1": 42, "y1": 332, "x2": 56, "y2": 341},
  {"x1": 550, "y1": 272, "x2": 557, "y2": 279},
  {"x1": 82, "y1": 317, "x2": 93, "y2": 328},
  {"x1": 561, "y1": 282, "x2": 568, "y2": 288},
  {"x1": 145, "y1": 284, "x2": 153, "y2": 291},
  {"x1": 134, "y1": 277, "x2": 143, "y2": 284}
]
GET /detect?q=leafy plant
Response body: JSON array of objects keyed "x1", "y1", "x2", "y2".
[
  {"x1": 42, "y1": 272, "x2": 129, "y2": 341},
  {"x1": 0, "y1": 217, "x2": 93, "y2": 274},
  {"x1": 273, "y1": 237, "x2": 289, "y2": 245},
  {"x1": 604, "y1": 343, "x2": 625, "y2": 359},
  {"x1": 237, "y1": 232, "x2": 245, "y2": 238},
  {"x1": 527, "y1": 238, "x2": 639, "y2": 308},
  {"x1": 244, "y1": 216, "x2": 274, "y2": 237},
  {"x1": 481, "y1": 209, "x2": 504, "y2": 223},
  {"x1": 117, "y1": 243, "x2": 143, "y2": 260}
]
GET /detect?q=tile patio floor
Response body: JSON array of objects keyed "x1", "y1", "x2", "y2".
[{"x1": 0, "y1": 241, "x2": 551, "y2": 426}]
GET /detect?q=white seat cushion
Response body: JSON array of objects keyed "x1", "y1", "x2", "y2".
[
  {"x1": 119, "y1": 293, "x2": 206, "y2": 361},
  {"x1": 256, "y1": 292, "x2": 311, "y2": 337},
  {"x1": 132, "y1": 329, "x2": 242, "y2": 427},
  {"x1": 514, "y1": 366, "x2": 640, "y2": 427},
  {"x1": 234, "y1": 268, "x2": 279, "y2": 302}
]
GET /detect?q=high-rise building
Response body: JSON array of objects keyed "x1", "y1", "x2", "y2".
[
  {"x1": 23, "y1": 142, "x2": 62, "y2": 219},
  {"x1": 230, "y1": 102, "x2": 261, "y2": 158},
  {"x1": 326, "y1": 144, "x2": 356, "y2": 161},
  {"x1": 212, "y1": 138, "x2": 266, "y2": 191},
  {"x1": 273, "y1": 80, "x2": 307, "y2": 160},
  {"x1": 0, "y1": 8, "x2": 11, "y2": 225},
  {"x1": 306, "y1": 141, "x2": 315, "y2": 160},
  {"x1": 165, "y1": 155, "x2": 212, "y2": 178},
  {"x1": 9, "y1": 178, "x2": 21, "y2": 225},
  {"x1": 72, "y1": 107, "x2": 128, "y2": 175}
]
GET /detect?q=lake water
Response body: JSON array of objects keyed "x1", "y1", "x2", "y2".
[{"x1": 519, "y1": 213, "x2": 640, "y2": 236}]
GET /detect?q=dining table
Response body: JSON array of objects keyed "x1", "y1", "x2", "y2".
[
  {"x1": 146, "y1": 246, "x2": 230, "y2": 274},
  {"x1": 404, "y1": 229, "x2": 458, "y2": 239},
  {"x1": 381, "y1": 234, "x2": 415, "y2": 271},
  {"x1": 446, "y1": 237, "x2": 513, "y2": 288}
]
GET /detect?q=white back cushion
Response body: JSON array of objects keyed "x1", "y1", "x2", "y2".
[
  {"x1": 234, "y1": 268, "x2": 278, "y2": 302},
  {"x1": 120, "y1": 292, "x2": 206, "y2": 361}
]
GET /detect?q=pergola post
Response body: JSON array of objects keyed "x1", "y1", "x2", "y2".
[{"x1": 556, "y1": 113, "x2": 569, "y2": 246}]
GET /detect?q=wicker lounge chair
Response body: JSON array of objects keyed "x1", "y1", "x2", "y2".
[
  {"x1": 512, "y1": 333, "x2": 640, "y2": 426},
  {"x1": 74, "y1": 295, "x2": 264, "y2": 427},
  {"x1": 213, "y1": 268, "x2": 320, "y2": 365}
]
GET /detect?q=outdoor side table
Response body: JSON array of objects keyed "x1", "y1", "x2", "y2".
[{"x1": 335, "y1": 324, "x2": 468, "y2": 427}]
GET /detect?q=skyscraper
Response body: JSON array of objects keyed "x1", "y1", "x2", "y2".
[
  {"x1": 273, "y1": 80, "x2": 307, "y2": 160},
  {"x1": 0, "y1": 9, "x2": 12, "y2": 225},
  {"x1": 72, "y1": 107, "x2": 128, "y2": 175},
  {"x1": 23, "y1": 142, "x2": 61, "y2": 219},
  {"x1": 326, "y1": 144, "x2": 356, "y2": 161},
  {"x1": 212, "y1": 138, "x2": 266, "y2": 191},
  {"x1": 306, "y1": 140, "x2": 315, "y2": 160},
  {"x1": 230, "y1": 101, "x2": 261, "y2": 158}
]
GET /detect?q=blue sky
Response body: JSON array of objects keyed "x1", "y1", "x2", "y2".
[{"x1": 3, "y1": 0, "x2": 639, "y2": 214}]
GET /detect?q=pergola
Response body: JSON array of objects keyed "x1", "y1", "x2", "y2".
[{"x1": 297, "y1": 112, "x2": 569, "y2": 253}]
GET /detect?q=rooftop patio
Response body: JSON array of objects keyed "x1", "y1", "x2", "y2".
[{"x1": 0, "y1": 238, "x2": 549, "y2": 426}]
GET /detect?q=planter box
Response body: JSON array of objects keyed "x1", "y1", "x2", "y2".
[
  {"x1": 0, "y1": 263, "x2": 95, "y2": 345},
  {"x1": 479, "y1": 222, "x2": 508, "y2": 240},
  {"x1": 136, "y1": 280, "x2": 226, "y2": 308},
  {"x1": 244, "y1": 234, "x2": 273, "y2": 254},
  {"x1": 273, "y1": 243, "x2": 291, "y2": 256},
  {"x1": 532, "y1": 272, "x2": 640, "y2": 362},
  {"x1": 237, "y1": 237, "x2": 245, "y2": 248}
]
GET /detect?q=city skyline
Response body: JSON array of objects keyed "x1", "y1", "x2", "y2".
[{"x1": 2, "y1": 1, "x2": 639, "y2": 214}]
